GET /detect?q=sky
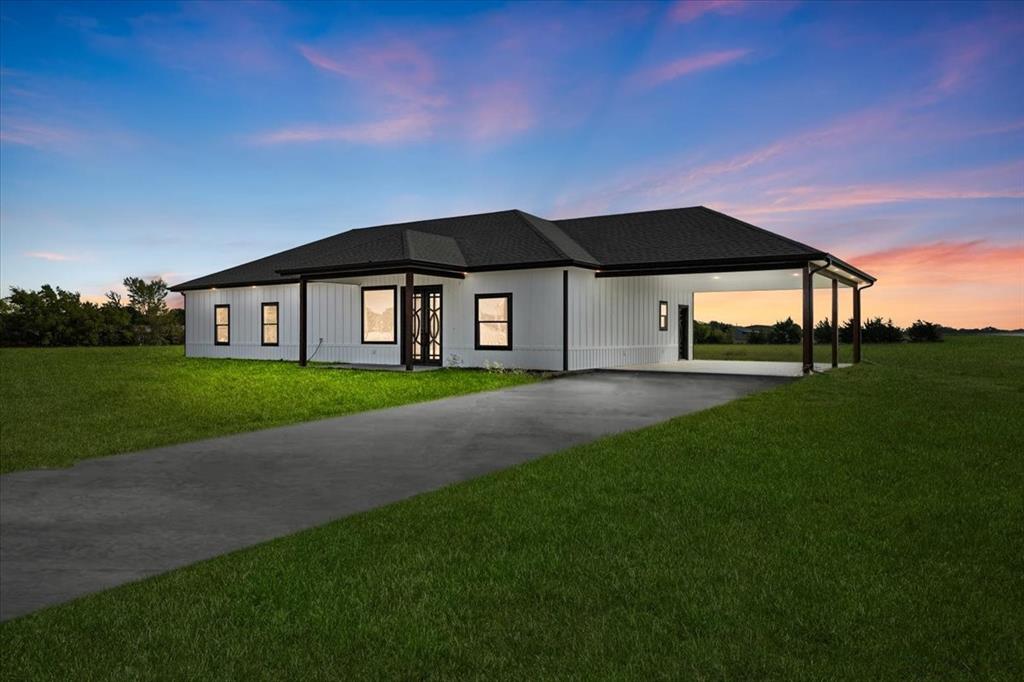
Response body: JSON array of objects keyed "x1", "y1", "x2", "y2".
[{"x1": 1, "y1": 0, "x2": 1022, "y2": 328}]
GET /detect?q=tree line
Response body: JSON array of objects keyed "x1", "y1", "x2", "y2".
[
  {"x1": 695, "y1": 317, "x2": 943, "y2": 345},
  {"x1": 0, "y1": 278, "x2": 183, "y2": 347}
]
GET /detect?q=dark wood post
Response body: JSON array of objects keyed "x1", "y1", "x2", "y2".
[
  {"x1": 562, "y1": 270, "x2": 569, "y2": 372},
  {"x1": 831, "y1": 278, "x2": 839, "y2": 368},
  {"x1": 853, "y1": 285, "x2": 862, "y2": 364},
  {"x1": 299, "y1": 276, "x2": 308, "y2": 366},
  {"x1": 802, "y1": 263, "x2": 813, "y2": 374},
  {"x1": 404, "y1": 271, "x2": 414, "y2": 371}
]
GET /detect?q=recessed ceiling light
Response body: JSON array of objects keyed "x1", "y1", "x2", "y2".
[
  {"x1": 792, "y1": 272, "x2": 800, "y2": 277},
  {"x1": 712, "y1": 275, "x2": 720, "y2": 280}
]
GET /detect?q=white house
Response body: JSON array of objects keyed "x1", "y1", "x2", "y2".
[{"x1": 171, "y1": 207, "x2": 875, "y2": 373}]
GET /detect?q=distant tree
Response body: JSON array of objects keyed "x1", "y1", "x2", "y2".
[
  {"x1": 123, "y1": 277, "x2": 171, "y2": 344},
  {"x1": 0, "y1": 285, "x2": 101, "y2": 346},
  {"x1": 907, "y1": 320, "x2": 943, "y2": 342},
  {"x1": 839, "y1": 318, "x2": 856, "y2": 344},
  {"x1": 813, "y1": 318, "x2": 833, "y2": 345},
  {"x1": 747, "y1": 329, "x2": 766, "y2": 344},
  {"x1": 862, "y1": 317, "x2": 904, "y2": 343},
  {"x1": 768, "y1": 317, "x2": 802, "y2": 344},
  {"x1": 694, "y1": 320, "x2": 732, "y2": 344}
]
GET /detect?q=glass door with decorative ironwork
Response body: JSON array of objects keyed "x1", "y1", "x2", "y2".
[{"x1": 404, "y1": 285, "x2": 442, "y2": 365}]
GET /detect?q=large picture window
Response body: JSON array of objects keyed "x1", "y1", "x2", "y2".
[
  {"x1": 214, "y1": 304, "x2": 230, "y2": 345},
  {"x1": 261, "y1": 302, "x2": 279, "y2": 346},
  {"x1": 659, "y1": 301, "x2": 668, "y2": 331},
  {"x1": 362, "y1": 286, "x2": 396, "y2": 344},
  {"x1": 475, "y1": 293, "x2": 512, "y2": 350}
]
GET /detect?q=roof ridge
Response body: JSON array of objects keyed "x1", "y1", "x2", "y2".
[
  {"x1": 556, "y1": 205, "x2": 703, "y2": 223},
  {"x1": 513, "y1": 209, "x2": 598, "y2": 265},
  {"x1": 696, "y1": 206, "x2": 822, "y2": 256}
]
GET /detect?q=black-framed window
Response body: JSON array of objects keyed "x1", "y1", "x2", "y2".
[
  {"x1": 475, "y1": 293, "x2": 512, "y2": 350},
  {"x1": 362, "y1": 285, "x2": 397, "y2": 344},
  {"x1": 214, "y1": 304, "x2": 230, "y2": 345},
  {"x1": 261, "y1": 302, "x2": 279, "y2": 346},
  {"x1": 658, "y1": 301, "x2": 668, "y2": 331}
]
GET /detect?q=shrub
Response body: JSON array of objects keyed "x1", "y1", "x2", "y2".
[
  {"x1": 813, "y1": 318, "x2": 833, "y2": 345},
  {"x1": 863, "y1": 317, "x2": 904, "y2": 343},
  {"x1": 907, "y1": 320, "x2": 943, "y2": 342},
  {"x1": 768, "y1": 317, "x2": 802, "y2": 344},
  {"x1": 747, "y1": 330, "x2": 766, "y2": 344}
]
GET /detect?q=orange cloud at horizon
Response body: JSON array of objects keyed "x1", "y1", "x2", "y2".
[{"x1": 696, "y1": 240, "x2": 1024, "y2": 330}]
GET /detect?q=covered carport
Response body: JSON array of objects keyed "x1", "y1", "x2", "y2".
[{"x1": 600, "y1": 256, "x2": 876, "y2": 376}]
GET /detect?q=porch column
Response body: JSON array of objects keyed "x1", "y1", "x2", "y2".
[
  {"x1": 404, "y1": 271, "x2": 414, "y2": 371},
  {"x1": 299, "y1": 276, "x2": 308, "y2": 367},
  {"x1": 802, "y1": 263, "x2": 813, "y2": 374},
  {"x1": 853, "y1": 285, "x2": 862, "y2": 364},
  {"x1": 831, "y1": 279, "x2": 839, "y2": 368}
]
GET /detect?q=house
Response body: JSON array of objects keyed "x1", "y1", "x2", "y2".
[{"x1": 170, "y1": 207, "x2": 875, "y2": 373}]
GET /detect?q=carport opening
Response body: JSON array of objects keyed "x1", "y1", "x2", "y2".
[{"x1": 694, "y1": 287, "x2": 851, "y2": 364}]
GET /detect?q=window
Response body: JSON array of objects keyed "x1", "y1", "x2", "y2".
[
  {"x1": 475, "y1": 293, "x2": 512, "y2": 350},
  {"x1": 362, "y1": 286, "x2": 396, "y2": 344},
  {"x1": 659, "y1": 301, "x2": 668, "y2": 331},
  {"x1": 261, "y1": 302, "x2": 279, "y2": 346},
  {"x1": 214, "y1": 305, "x2": 230, "y2": 345}
]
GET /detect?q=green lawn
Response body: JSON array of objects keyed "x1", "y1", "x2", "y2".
[
  {"x1": 3, "y1": 337, "x2": 1022, "y2": 679},
  {"x1": 695, "y1": 342, "x2": 856, "y2": 362},
  {"x1": 0, "y1": 347, "x2": 537, "y2": 474}
]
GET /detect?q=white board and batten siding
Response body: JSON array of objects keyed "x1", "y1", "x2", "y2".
[
  {"x1": 183, "y1": 266, "x2": 693, "y2": 371},
  {"x1": 566, "y1": 268, "x2": 693, "y2": 371}
]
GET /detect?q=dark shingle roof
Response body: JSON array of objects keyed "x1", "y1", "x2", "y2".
[
  {"x1": 171, "y1": 206, "x2": 864, "y2": 291},
  {"x1": 554, "y1": 206, "x2": 822, "y2": 266}
]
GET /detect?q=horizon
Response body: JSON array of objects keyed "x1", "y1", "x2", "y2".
[{"x1": 2, "y1": 1, "x2": 1022, "y2": 329}]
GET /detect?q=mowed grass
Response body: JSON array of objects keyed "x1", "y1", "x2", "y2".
[
  {"x1": 0, "y1": 347, "x2": 536, "y2": 474},
  {"x1": 695, "y1": 341, "x2": 856, "y2": 362},
  {"x1": 2, "y1": 337, "x2": 1022, "y2": 679}
]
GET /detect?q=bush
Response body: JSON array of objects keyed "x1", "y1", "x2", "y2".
[
  {"x1": 907, "y1": 320, "x2": 943, "y2": 342},
  {"x1": 768, "y1": 317, "x2": 802, "y2": 344},
  {"x1": 747, "y1": 330, "x2": 767, "y2": 344},
  {"x1": 813, "y1": 318, "x2": 833, "y2": 345},
  {"x1": 863, "y1": 317, "x2": 904, "y2": 343},
  {"x1": 694, "y1": 320, "x2": 733, "y2": 344}
]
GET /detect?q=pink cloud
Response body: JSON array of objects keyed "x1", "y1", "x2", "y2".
[
  {"x1": 463, "y1": 82, "x2": 534, "y2": 141},
  {"x1": 633, "y1": 48, "x2": 751, "y2": 89},
  {"x1": 669, "y1": 1, "x2": 749, "y2": 24},
  {"x1": 24, "y1": 251, "x2": 79, "y2": 262},
  {"x1": 252, "y1": 112, "x2": 436, "y2": 145},
  {"x1": 0, "y1": 119, "x2": 82, "y2": 149}
]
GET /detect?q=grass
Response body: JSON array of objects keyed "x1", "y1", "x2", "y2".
[
  {"x1": 2, "y1": 336, "x2": 1022, "y2": 679},
  {"x1": 695, "y1": 341, "x2": 856, "y2": 362},
  {"x1": 0, "y1": 346, "x2": 537, "y2": 474}
]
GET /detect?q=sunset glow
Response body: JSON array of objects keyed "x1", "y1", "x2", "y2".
[{"x1": 1, "y1": 1, "x2": 1021, "y2": 328}]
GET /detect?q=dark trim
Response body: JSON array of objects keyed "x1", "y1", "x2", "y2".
[
  {"x1": 474, "y1": 292, "x2": 513, "y2": 351},
  {"x1": 279, "y1": 262, "x2": 468, "y2": 279},
  {"x1": 171, "y1": 277, "x2": 299, "y2": 293},
  {"x1": 299, "y1": 278, "x2": 308, "y2": 366},
  {"x1": 401, "y1": 284, "x2": 444, "y2": 367},
  {"x1": 831, "y1": 280, "x2": 839, "y2": 368},
  {"x1": 562, "y1": 270, "x2": 569, "y2": 372},
  {"x1": 595, "y1": 258, "x2": 819, "y2": 278},
  {"x1": 361, "y1": 285, "x2": 398, "y2": 345},
  {"x1": 658, "y1": 300, "x2": 668, "y2": 331},
  {"x1": 261, "y1": 301, "x2": 279, "y2": 347},
  {"x1": 404, "y1": 274, "x2": 414, "y2": 370},
  {"x1": 214, "y1": 304, "x2": 230, "y2": 346},
  {"x1": 826, "y1": 255, "x2": 876, "y2": 284},
  {"x1": 802, "y1": 264, "x2": 813, "y2": 374},
  {"x1": 815, "y1": 268, "x2": 860, "y2": 288}
]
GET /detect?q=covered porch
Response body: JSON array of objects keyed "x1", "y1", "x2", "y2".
[{"x1": 599, "y1": 257, "x2": 875, "y2": 376}]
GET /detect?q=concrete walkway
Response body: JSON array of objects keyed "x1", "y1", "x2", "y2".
[{"x1": 1, "y1": 371, "x2": 789, "y2": 621}]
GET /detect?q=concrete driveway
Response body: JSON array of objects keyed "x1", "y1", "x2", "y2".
[{"x1": 0, "y1": 371, "x2": 789, "y2": 621}]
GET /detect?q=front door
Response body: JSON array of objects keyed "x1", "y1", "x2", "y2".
[
  {"x1": 402, "y1": 285, "x2": 442, "y2": 365},
  {"x1": 678, "y1": 304, "x2": 689, "y2": 360}
]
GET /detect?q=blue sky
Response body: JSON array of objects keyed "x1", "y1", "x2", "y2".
[{"x1": 2, "y1": 1, "x2": 1022, "y2": 326}]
